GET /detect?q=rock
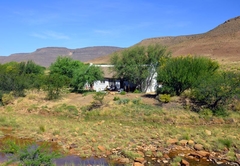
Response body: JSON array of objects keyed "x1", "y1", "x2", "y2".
[
  {"x1": 162, "y1": 160, "x2": 169, "y2": 164},
  {"x1": 137, "y1": 151, "x2": 145, "y2": 157},
  {"x1": 163, "y1": 153, "x2": 170, "y2": 160},
  {"x1": 187, "y1": 140, "x2": 195, "y2": 145},
  {"x1": 205, "y1": 130, "x2": 211, "y2": 136},
  {"x1": 167, "y1": 138, "x2": 178, "y2": 144},
  {"x1": 196, "y1": 150, "x2": 210, "y2": 157},
  {"x1": 236, "y1": 153, "x2": 240, "y2": 161},
  {"x1": 117, "y1": 157, "x2": 130, "y2": 164},
  {"x1": 181, "y1": 159, "x2": 190, "y2": 166},
  {"x1": 98, "y1": 145, "x2": 106, "y2": 152},
  {"x1": 69, "y1": 143, "x2": 78, "y2": 149},
  {"x1": 194, "y1": 144, "x2": 203, "y2": 151},
  {"x1": 188, "y1": 152, "x2": 203, "y2": 159},
  {"x1": 134, "y1": 157, "x2": 145, "y2": 163},
  {"x1": 133, "y1": 162, "x2": 144, "y2": 166},
  {"x1": 179, "y1": 140, "x2": 188, "y2": 146}
]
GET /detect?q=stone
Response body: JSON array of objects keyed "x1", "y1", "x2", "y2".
[
  {"x1": 163, "y1": 153, "x2": 170, "y2": 160},
  {"x1": 69, "y1": 143, "x2": 78, "y2": 149},
  {"x1": 196, "y1": 150, "x2": 210, "y2": 157},
  {"x1": 236, "y1": 153, "x2": 240, "y2": 161},
  {"x1": 137, "y1": 151, "x2": 145, "y2": 157},
  {"x1": 179, "y1": 140, "x2": 188, "y2": 146},
  {"x1": 205, "y1": 130, "x2": 211, "y2": 136},
  {"x1": 194, "y1": 144, "x2": 203, "y2": 151},
  {"x1": 181, "y1": 159, "x2": 190, "y2": 166},
  {"x1": 133, "y1": 162, "x2": 144, "y2": 166},
  {"x1": 188, "y1": 140, "x2": 195, "y2": 145},
  {"x1": 167, "y1": 138, "x2": 178, "y2": 144},
  {"x1": 97, "y1": 145, "x2": 106, "y2": 152},
  {"x1": 134, "y1": 157, "x2": 145, "y2": 163},
  {"x1": 118, "y1": 157, "x2": 130, "y2": 163}
]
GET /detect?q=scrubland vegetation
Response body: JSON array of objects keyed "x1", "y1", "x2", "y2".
[{"x1": 0, "y1": 45, "x2": 239, "y2": 165}]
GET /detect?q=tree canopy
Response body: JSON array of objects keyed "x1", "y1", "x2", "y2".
[
  {"x1": 157, "y1": 55, "x2": 219, "y2": 96},
  {"x1": 111, "y1": 44, "x2": 170, "y2": 92}
]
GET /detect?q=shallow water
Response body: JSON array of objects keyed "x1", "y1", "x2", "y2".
[{"x1": 54, "y1": 156, "x2": 108, "y2": 166}]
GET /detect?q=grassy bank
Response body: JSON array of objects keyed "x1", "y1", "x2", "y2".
[{"x1": 0, "y1": 91, "x2": 240, "y2": 165}]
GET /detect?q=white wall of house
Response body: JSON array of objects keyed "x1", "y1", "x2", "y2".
[
  {"x1": 145, "y1": 72, "x2": 158, "y2": 93},
  {"x1": 90, "y1": 64, "x2": 158, "y2": 93},
  {"x1": 93, "y1": 79, "x2": 109, "y2": 92},
  {"x1": 93, "y1": 79, "x2": 121, "y2": 92}
]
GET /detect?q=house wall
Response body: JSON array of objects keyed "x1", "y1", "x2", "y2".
[
  {"x1": 145, "y1": 72, "x2": 158, "y2": 93},
  {"x1": 90, "y1": 64, "x2": 158, "y2": 93},
  {"x1": 93, "y1": 79, "x2": 121, "y2": 92}
]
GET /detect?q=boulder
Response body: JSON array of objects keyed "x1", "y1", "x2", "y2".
[
  {"x1": 134, "y1": 157, "x2": 145, "y2": 163},
  {"x1": 194, "y1": 144, "x2": 204, "y2": 151},
  {"x1": 167, "y1": 138, "x2": 178, "y2": 144},
  {"x1": 98, "y1": 145, "x2": 106, "y2": 152},
  {"x1": 179, "y1": 140, "x2": 188, "y2": 146},
  {"x1": 181, "y1": 159, "x2": 190, "y2": 166},
  {"x1": 205, "y1": 130, "x2": 211, "y2": 136},
  {"x1": 133, "y1": 162, "x2": 144, "y2": 166}
]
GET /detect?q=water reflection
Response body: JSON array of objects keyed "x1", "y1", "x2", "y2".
[{"x1": 54, "y1": 156, "x2": 108, "y2": 166}]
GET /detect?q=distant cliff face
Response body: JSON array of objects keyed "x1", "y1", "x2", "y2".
[
  {"x1": 137, "y1": 16, "x2": 240, "y2": 63},
  {"x1": 0, "y1": 46, "x2": 123, "y2": 67}
]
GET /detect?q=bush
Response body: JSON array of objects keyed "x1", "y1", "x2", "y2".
[
  {"x1": 157, "y1": 56, "x2": 219, "y2": 96},
  {"x1": 132, "y1": 98, "x2": 141, "y2": 104},
  {"x1": 93, "y1": 92, "x2": 106, "y2": 105},
  {"x1": 119, "y1": 91, "x2": 126, "y2": 95},
  {"x1": 2, "y1": 92, "x2": 14, "y2": 105},
  {"x1": 10, "y1": 144, "x2": 60, "y2": 166},
  {"x1": 117, "y1": 98, "x2": 130, "y2": 104},
  {"x1": 158, "y1": 94, "x2": 171, "y2": 103},
  {"x1": 113, "y1": 96, "x2": 120, "y2": 101},
  {"x1": 133, "y1": 89, "x2": 141, "y2": 93},
  {"x1": 191, "y1": 71, "x2": 240, "y2": 113},
  {"x1": 199, "y1": 109, "x2": 213, "y2": 119}
]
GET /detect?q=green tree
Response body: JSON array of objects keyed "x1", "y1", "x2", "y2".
[
  {"x1": 49, "y1": 56, "x2": 83, "y2": 79},
  {"x1": 111, "y1": 44, "x2": 170, "y2": 92},
  {"x1": 71, "y1": 64, "x2": 103, "y2": 91},
  {"x1": 42, "y1": 73, "x2": 70, "y2": 100},
  {"x1": 191, "y1": 71, "x2": 240, "y2": 114},
  {"x1": 157, "y1": 56, "x2": 219, "y2": 96}
]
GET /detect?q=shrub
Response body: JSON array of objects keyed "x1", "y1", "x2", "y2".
[
  {"x1": 158, "y1": 94, "x2": 171, "y2": 103},
  {"x1": 2, "y1": 92, "x2": 14, "y2": 105},
  {"x1": 133, "y1": 89, "x2": 141, "y2": 93},
  {"x1": 191, "y1": 71, "x2": 240, "y2": 113},
  {"x1": 157, "y1": 56, "x2": 219, "y2": 96},
  {"x1": 199, "y1": 109, "x2": 213, "y2": 119},
  {"x1": 119, "y1": 91, "x2": 126, "y2": 95},
  {"x1": 117, "y1": 98, "x2": 130, "y2": 105},
  {"x1": 93, "y1": 92, "x2": 106, "y2": 105},
  {"x1": 132, "y1": 98, "x2": 141, "y2": 104},
  {"x1": 10, "y1": 144, "x2": 60, "y2": 166},
  {"x1": 113, "y1": 96, "x2": 120, "y2": 101},
  {"x1": 218, "y1": 139, "x2": 232, "y2": 149}
]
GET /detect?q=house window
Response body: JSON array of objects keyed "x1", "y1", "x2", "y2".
[{"x1": 100, "y1": 80, "x2": 105, "y2": 83}]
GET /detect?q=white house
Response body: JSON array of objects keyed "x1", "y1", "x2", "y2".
[{"x1": 90, "y1": 64, "x2": 158, "y2": 93}]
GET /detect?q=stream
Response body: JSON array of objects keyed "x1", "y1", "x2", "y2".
[{"x1": 0, "y1": 130, "x2": 234, "y2": 166}]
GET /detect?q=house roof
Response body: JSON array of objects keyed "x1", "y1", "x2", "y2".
[{"x1": 100, "y1": 66, "x2": 116, "y2": 78}]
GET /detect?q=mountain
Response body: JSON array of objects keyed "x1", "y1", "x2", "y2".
[
  {"x1": 0, "y1": 46, "x2": 123, "y2": 67},
  {"x1": 90, "y1": 16, "x2": 240, "y2": 64}
]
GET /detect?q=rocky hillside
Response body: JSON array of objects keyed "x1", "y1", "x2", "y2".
[
  {"x1": 90, "y1": 16, "x2": 240, "y2": 64},
  {"x1": 0, "y1": 46, "x2": 123, "y2": 67}
]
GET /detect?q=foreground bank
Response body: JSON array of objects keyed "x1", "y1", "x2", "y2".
[{"x1": 0, "y1": 92, "x2": 239, "y2": 165}]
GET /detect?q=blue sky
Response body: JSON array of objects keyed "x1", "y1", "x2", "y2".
[{"x1": 0, "y1": 0, "x2": 239, "y2": 56}]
